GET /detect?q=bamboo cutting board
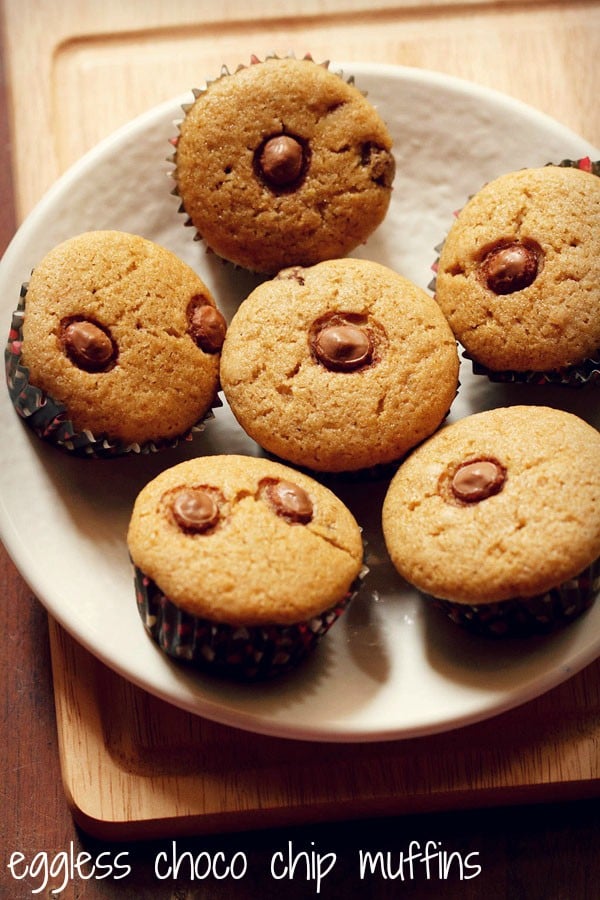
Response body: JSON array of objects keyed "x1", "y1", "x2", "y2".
[{"x1": 3, "y1": 0, "x2": 600, "y2": 838}]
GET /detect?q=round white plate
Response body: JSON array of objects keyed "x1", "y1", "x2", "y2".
[{"x1": 1, "y1": 63, "x2": 599, "y2": 742}]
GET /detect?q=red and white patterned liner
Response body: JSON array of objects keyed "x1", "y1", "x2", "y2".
[
  {"x1": 429, "y1": 556, "x2": 600, "y2": 638},
  {"x1": 134, "y1": 561, "x2": 367, "y2": 681}
]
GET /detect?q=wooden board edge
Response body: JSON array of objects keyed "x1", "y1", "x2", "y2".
[{"x1": 48, "y1": 617, "x2": 600, "y2": 840}]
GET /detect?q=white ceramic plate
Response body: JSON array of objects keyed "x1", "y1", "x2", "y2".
[{"x1": 1, "y1": 64, "x2": 599, "y2": 742}]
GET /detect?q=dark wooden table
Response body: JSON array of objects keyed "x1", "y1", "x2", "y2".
[{"x1": 1, "y1": 22, "x2": 599, "y2": 900}]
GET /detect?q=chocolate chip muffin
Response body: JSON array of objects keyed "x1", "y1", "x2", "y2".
[
  {"x1": 171, "y1": 54, "x2": 395, "y2": 274},
  {"x1": 220, "y1": 258, "x2": 459, "y2": 473},
  {"x1": 127, "y1": 454, "x2": 365, "y2": 678},
  {"x1": 434, "y1": 162, "x2": 600, "y2": 384},
  {"x1": 7, "y1": 231, "x2": 226, "y2": 455},
  {"x1": 382, "y1": 406, "x2": 600, "y2": 636}
]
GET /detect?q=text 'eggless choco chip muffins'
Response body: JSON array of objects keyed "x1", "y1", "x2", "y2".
[
  {"x1": 171, "y1": 54, "x2": 396, "y2": 274},
  {"x1": 382, "y1": 405, "x2": 600, "y2": 637},
  {"x1": 127, "y1": 454, "x2": 366, "y2": 679},
  {"x1": 434, "y1": 162, "x2": 600, "y2": 385},
  {"x1": 6, "y1": 231, "x2": 227, "y2": 456},
  {"x1": 220, "y1": 257, "x2": 460, "y2": 473}
]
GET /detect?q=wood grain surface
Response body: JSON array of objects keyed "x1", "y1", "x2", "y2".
[
  {"x1": 2, "y1": 1, "x2": 600, "y2": 897},
  {"x1": 3, "y1": 0, "x2": 600, "y2": 218},
  {"x1": 50, "y1": 618, "x2": 600, "y2": 843}
]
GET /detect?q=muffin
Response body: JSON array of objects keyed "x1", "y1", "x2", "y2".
[
  {"x1": 171, "y1": 54, "x2": 395, "y2": 274},
  {"x1": 382, "y1": 406, "x2": 600, "y2": 636},
  {"x1": 127, "y1": 454, "x2": 365, "y2": 678},
  {"x1": 433, "y1": 162, "x2": 600, "y2": 385},
  {"x1": 6, "y1": 231, "x2": 227, "y2": 456},
  {"x1": 220, "y1": 258, "x2": 460, "y2": 474}
]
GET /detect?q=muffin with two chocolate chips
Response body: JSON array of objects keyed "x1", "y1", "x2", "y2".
[
  {"x1": 128, "y1": 454, "x2": 365, "y2": 678},
  {"x1": 434, "y1": 162, "x2": 600, "y2": 385},
  {"x1": 220, "y1": 257, "x2": 460, "y2": 474},
  {"x1": 171, "y1": 54, "x2": 395, "y2": 274},
  {"x1": 6, "y1": 231, "x2": 226, "y2": 455},
  {"x1": 382, "y1": 405, "x2": 600, "y2": 636}
]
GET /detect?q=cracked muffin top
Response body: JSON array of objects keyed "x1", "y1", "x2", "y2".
[
  {"x1": 220, "y1": 258, "x2": 460, "y2": 473},
  {"x1": 382, "y1": 405, "x2": 600, "y2": 604},
  {"x1": 19, "y1": 231, "x2": 225, "y2": 447},
  {"x1": 434, "y1": 165, "x2": 600, "y2": 374},
  {"x1": 172, "y1": 55, "x2": 395, "y2": 274},
  {"x1": 127, "y1": 454, "x2": 364, "y2": 625}
]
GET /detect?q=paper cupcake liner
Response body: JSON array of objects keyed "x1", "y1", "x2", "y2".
[
  {"x1": 134, "y1": 562, "x2": 367, "y2": 680},
  {"x1": 429, "y1": 556, "x2": 600, "y2": 638},
  {"x1": 466, "y1": 349, "x2": 600, "y2": 387},
  {"x1": 5, "y1": 285, "x2": 221, "y2": 458},
  {"x1": 430, "y1": 158, "x2": 600, "y2": 387}
]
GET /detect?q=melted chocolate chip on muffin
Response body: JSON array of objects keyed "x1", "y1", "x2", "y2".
[
  {"x1": 260, "y1": 478, "x2": 314, "y2": 524},
  {"x1": 60, "y1": 317, "x2": 117, "y2": 372},
  {"x1": 309, "y1": 313, "x2": 374, "y2": 372},
  {"x1": 254, "y1": 133, "x2": 310, "y2": 190},
  {"x1": 479, "y1": 241, "x2": 541, "y2": 295},
  {"x1": 187, "y1": 295, "x2": 227, "y2": 353},
  {"x1": 449, "y1": 458, "x2": 507, "y2": 504},
  {"x1": 169, "y1": 486, "x2": 222, "y2": 533}
]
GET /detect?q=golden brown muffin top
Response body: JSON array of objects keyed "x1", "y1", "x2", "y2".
[
  {"x1": 382, "y1": 405, "x2": 600, "y2": 604},
  {"x1": 174, "y1": 56, "x2": 395, "y2": 273},
  {"x1": 435, "y1": 166, "x2": 600, "y2": 372},
  {"x1": 127, "y1": 454, "x2": 364, "y2": 625},
  {"x1": 21, "y1": 231, "x2": 225, "y2": 446},
  {"x1": 220, "y1": 258, "x2": 459, "y2": 472}
]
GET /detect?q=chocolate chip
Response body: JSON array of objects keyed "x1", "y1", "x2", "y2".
[
  {"x1": 262, "y1": 479, "x2": 313, "y2": 524},
  {"x1": 480, "y1": 242, "x2": 540, "y2": 294},
  {"x1": 171, "y1": 488, "x2": 220, "y2": 533},
  {"x1": 360, "y1": 142, "x2": 395, "y2": 187},
  {"x1": 451, "y1": 458, "x2": 507, "y2": 503},
  {"x1": 311, "y1": 316, "x2": 373, "y2": 372},
  {"x1": 61, "y1": 318, "x2": 116, "y2": 372},
  {"x1": 255, "y1": 134, "x2": 309, "y2": 189},
  {"x1": 187, "y1": 297, "x2": 227, "y2": 353}
]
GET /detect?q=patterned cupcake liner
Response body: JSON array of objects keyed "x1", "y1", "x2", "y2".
[
  {"x1": 134, "y1": 563, "x2": 367, "y2": 680},
  {"x1": 430, "y1": 157, "x2": 600, "y2": 388},
  {"x1": 429, "y1": 556, "x2": 600, "y2": 638},
  {"x1": 466, "y1": 349, "x2": 600, "y2": 387},
  {"x1": 5, "y1": 285, "x2": 220, "y2": 458}
]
